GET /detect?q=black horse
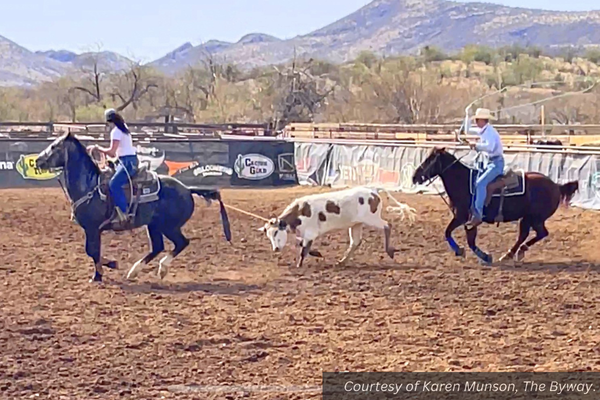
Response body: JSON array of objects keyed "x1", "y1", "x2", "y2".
[
  {"x1": 36, "y1": 132, "x2": 231, "y2": 283},
  {"x1": 412, "y1": 147, "x2": 579, "y2": 264}
]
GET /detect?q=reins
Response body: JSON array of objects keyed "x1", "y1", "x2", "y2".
[{"x1": 55, "y1": 148, "x2": 100, "y2": 222}]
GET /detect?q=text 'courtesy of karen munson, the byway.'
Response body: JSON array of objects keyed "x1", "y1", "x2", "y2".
[{"x1": 344, "y1": 380, "x2": 595, "y2": 395}]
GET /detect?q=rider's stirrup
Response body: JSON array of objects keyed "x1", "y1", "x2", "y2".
[{"x1": 113, "y1": 208, "x2": 130, "y2": 222}]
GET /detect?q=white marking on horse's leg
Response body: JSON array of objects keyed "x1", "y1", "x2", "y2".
[
  {"x1": 126, "y1": 258, "x2": 145, "y2": 280},
  {"x1": 158, "y1": 254, "x2": 173, "y2": 280}
]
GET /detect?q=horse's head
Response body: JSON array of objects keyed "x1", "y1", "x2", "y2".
[
  {"x1": 412, "y1": 147, "x2": 453, "y2": 184},
  {"x1": 36, "y1": 132, "x2": 79, "y2": 171}
]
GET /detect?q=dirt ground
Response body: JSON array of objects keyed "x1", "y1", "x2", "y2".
[{"x1": 2, "y1": 186, "x2": 600, "y2": 399}]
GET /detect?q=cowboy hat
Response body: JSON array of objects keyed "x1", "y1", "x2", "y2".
[{"x1": 471, "y1": 108, "x2": 496, "y2": 121}]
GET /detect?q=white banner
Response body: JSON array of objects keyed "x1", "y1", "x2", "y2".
[{"x1": 294, "y1": 143, "x2": 600, "y2": 210}]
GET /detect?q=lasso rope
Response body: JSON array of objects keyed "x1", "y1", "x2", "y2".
[{"x1": 222, "y1": 204, "x2": 270, "y2": 222}]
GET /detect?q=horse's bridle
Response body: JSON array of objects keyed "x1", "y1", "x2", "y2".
[
  {"x1": 416, "y1": 151, "x2": 471, "y2": 215},
  {"x1": 55, "y1": 148, "x2": 100, "y2": 222},
  {"x1": 418, "y1": 151, "x2": 468, "y2": 186}
]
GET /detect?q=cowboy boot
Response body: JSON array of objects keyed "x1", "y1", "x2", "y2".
[{"x1": 465, "y1": 212, "x2": 483, "y2": 230}]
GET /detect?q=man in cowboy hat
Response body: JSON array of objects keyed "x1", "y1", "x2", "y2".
[{"x1": 465, "y1": 108, "x2": 504, "y2": 229}]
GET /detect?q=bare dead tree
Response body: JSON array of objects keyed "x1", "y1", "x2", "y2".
[
  {"x1": 109, "y1": 63, "x2": 158, "y2": 112},
  {"x1": 69, "y1": 46, "x2": 106, "y2": 106},
  {"x1": 271, "y1": 56, "x2": 336, "y2": 129}
]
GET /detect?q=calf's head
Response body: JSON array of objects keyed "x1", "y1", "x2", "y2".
[{"x1": 258, "y1": 218, "x2": 289, "y2": 252}]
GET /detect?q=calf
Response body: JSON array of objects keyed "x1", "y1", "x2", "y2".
[{"x1": 258, "y1": 187, "x2": 417, "y2": 267}]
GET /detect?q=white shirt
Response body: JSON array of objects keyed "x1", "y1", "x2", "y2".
[
  {"x1": 470, "y1": 124, "x2": 503, "y2": 158},
  {"x1": 110, "y1": 126, "x2": 137, "y2": 157}
]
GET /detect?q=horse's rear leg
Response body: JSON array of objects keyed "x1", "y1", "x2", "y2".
[
  {"x1": 158, "y1": 228, "x2": 190, "y2": 279},
  {"x1": 499, "y1": 218, "x2": 531, "y2": 262},
  {"x1": 465, "y1": 227, "x2": 492, "y2": 265},
  {"x1": 515, "y1": 221, "x2": 549, "y2": 262},
  {"x1": 126, "y1": 224, "x2": 165, "y2": 281}
]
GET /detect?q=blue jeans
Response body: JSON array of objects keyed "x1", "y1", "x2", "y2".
[
  {"x1": 109, "y1": 155, "x2": 138, "y2": 213},
  {"x1": 473, "y1": 156, "x2": 504, "y2": 219}
]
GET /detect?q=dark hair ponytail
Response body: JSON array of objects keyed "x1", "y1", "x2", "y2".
[{"x1": 110, "y1": 113, "x2": 130, "y2": 134}]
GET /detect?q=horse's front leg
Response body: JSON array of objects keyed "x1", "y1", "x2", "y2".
[
  {"x1": 445, "y1": 216, "x2": 466, "y2": 257},
  {"x1": 85, "y1": 229, "x2": 103, "y2": 282}
]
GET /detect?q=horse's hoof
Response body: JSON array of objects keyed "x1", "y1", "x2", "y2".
[
  {"x1": 455, "y1": 248, "x2": 465, "y2": 257},
  {"x1": 106, "y1": 261, "x2": 118, "y2": 270},
  {"x1": 90, "y1": 272, "x2": 103, "y2": 283},
  {"x1": 515, "y1": 251, "x2": 525, "y2": 262},
  {"x1": 478, "y1": 254, "x2": 493, "y2": 266},
  {"x1": 158, "y1": 270, "x2": 167, "y2": 280}
]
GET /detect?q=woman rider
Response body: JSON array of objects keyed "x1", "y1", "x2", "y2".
[{"x1": 88, "y1": 109, "x2": 138, "y2": 228}]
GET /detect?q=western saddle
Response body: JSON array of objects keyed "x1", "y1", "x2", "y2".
[
  {"x1": 88, "y1": 146, "x2": 161, "y2": 220},
  {"x1": 97, "y1": 162, "x2": 160, "y2": 207},
  {"x1": 484, "y1": 168, "x2": 520, "y2": 224}
]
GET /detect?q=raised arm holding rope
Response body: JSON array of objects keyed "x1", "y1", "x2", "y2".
[{"x1": 464, "y1": 108, "x2": 504, "y2": 229}]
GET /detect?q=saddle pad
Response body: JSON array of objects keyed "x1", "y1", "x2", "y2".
[
  {"x1": 98, "y1": 170, "x2": 161, "y2": 204},
  {"x1": 469, "y1": 168, "x2": 526, "y2": 197}
]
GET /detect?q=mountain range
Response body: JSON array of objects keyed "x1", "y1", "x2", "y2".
[{"x1": 2, "y1": 0, "x2": 600, "y2": 86}]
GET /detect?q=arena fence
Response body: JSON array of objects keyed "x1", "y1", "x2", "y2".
[
  {"x1": 3, "y1": 121, "x2": 600, "y2": 211},
  {"x1": 294, "y1": 139, "x2": 600, "y2": 210}
]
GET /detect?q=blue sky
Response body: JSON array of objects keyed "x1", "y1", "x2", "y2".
[{"x1": 2, "y1": 0, "x2": 598, "y2": 62}]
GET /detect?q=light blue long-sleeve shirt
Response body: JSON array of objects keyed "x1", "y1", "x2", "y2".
[{"x1": 468, "y1": 124, "x2": 503, "y2": 158}]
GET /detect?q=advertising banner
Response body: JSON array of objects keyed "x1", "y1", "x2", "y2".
[
  {"x1": 228, "y1": 140, "x2": 297, "y2": 187},
  {"x1": 0, "y1": 139, "x2": 298, "y2": 189},
  {"x1": 294, "y1": 142, "x2": 600, "y2": 210}
]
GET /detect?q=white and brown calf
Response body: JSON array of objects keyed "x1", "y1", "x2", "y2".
[{"x1": 258, "y1": 187, "x2": 417, "y2": 267}]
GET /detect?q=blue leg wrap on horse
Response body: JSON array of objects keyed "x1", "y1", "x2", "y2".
[
  {"x1": 470, "y1": 244, "x2": 490, "y2": 263},
  {"x1": 446, "y1": 237, "x2": 460, "y2": 253}
]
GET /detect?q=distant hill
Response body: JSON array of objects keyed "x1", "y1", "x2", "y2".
[
  {"x1": 2, "y1": 0, "x2": 600, "y2": 85},
  {"x1": 0, "y1": 35, "x2": 133, "y2": 87},
  {"x1": 0, "y1": 35, "x2": 67, "y2": 86},
  {"x1": 150, "y1": 0, "x2": 600, "y2": 74},
  {"x1": 36, "y1": 49, "x2": 133, "y2": 72}
]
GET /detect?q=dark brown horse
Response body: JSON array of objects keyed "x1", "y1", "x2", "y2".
[{"x1": 412, "y1": 147, "x2": 579, "y2": 264}]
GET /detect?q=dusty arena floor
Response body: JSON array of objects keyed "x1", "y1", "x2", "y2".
[{"x1": 2, "y1": 186, "x2": 600, "y2": 399}]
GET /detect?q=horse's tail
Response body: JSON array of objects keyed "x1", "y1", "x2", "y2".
[
  {"x1": 559, "y1": 181, "x2": 579, "y2": 206},
  {"x1": 189, "y1": 187, "x2": 232, "y2": 242}
]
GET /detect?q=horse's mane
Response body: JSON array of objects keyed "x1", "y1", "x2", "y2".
[
  {"x1": 438, "y1": 149, "x2": 470, "y2": 172},
  {"x1": 66, "y1": 134, "x2": 101, "y2": 175}
]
